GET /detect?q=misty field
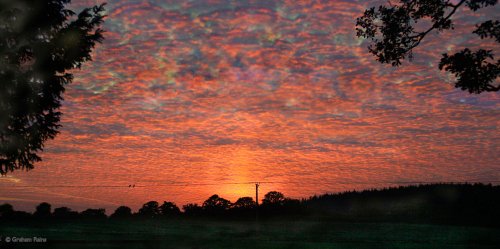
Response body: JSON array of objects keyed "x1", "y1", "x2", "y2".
[{"x1": 2, "y1": 219, "x2": 499, "y2": 249}]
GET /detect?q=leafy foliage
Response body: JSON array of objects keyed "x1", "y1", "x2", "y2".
[
  {"x1": 233, "y1": 197, "x2": 256, "y2": 209},
  {"x1": 110, "y1": 206, "x2": 132, "y2": 219},
  {"x1": 53, "y1": 206, "x2": 78, "y2": 219},
  {"x1": 474, "y1": 20, "x2": 500, "y2": 42},
  {"x1": 1, "y1": 184, "x2": 499, "y2": 227},
  {"x1": 202, "y1": 194, "x2": 232, "y2": 214},
  {"x1": 439, "y1": 49, "x2": 500, "y2": 93},
  {"x1": 33, "y1": 202, "x2": 51, "y2": 218},
  {"x1": 182, "y1": 203, "x2": 202, "y2": 216},
  {"x1": 138, "y1": 201, "x2": 160, "y2": 217},
  {"x1": 159, "y1": 201, "x2": 181, "y2": 216},
  {"x1": 262, "y1": 191, "x2": 286, "y2": 206},
  {"x1": 356, "y1": 0, "x2": 499, "y2": 93},
  {"x1": 80, "y1": 208, "x2": 106, "y2": 219},
  {"x1": 0, "y1": 0, "x2": 105, "y2": 174}
]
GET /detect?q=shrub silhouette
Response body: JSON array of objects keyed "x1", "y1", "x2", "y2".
[
  {"x1": 53, "y1": 207, "x2": 78, "y2": 219},
  {"x1": 80, "y1": 208, "x2": 106, "y2": 219},
  {"x1": 183, "y1": 203, "x2": 202, "y2": 216},
  {"x1": 33, "y1": 202, "x2": 51, "y2": 218},
  {"x1": 233, "y1": 197, "x2": 256, "y2": 209},
  {"x1": 159, "y1": 201, "x2": 181, "y2": 216},
  {"x1": 202, "y1": 194, "x2": 232, "y2": 215},
  {"x1": 110, "y1": 206, "x2": 132, "y2": 219},
  {"x1": 138, "y1": 201, "x2": 160, "y2": 218},
  {"x1": 0, "y1": 184, "x2": 498, "y2": 226},
  {"x1": 262, "y1": 191, "x2": 286, "y2": 206},
  {"x1": 0, "y1": 203, "x2": 14, "y2": 219}
]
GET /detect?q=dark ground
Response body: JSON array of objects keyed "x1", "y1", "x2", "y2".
[{"x1": 2, "y1": 218, "x2": 499, "y2": 249}]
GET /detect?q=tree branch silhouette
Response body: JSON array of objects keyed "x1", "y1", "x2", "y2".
[
  {"x1": 356, "y1": 0, "x2": 499, "y2": 94},
  {"x1": 0, "y1": 0, "x2": 105, "y2": 174}
]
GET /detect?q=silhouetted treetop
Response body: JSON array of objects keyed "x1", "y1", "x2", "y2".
[
  {"x1": 0, "y1": 184, "x2": 499, "y2": 226},
  {"x1": 34, "y1": 202, "x2": 51, "y2": 218},
  {"x1": 202, "y1": 194, "x2": 232, "y2": 213},
  {"x1": 356, "y1": 0, "x2": 499, "y2": 94},
  {"x1": 262, "y1": 191, "x2": 286, "y2": 206},
  {"x1": 233, "y1": 197, "x2": 256, "y2": 209},
  {"x1": 110, "y1": 206, "x2": 132, "y2": 218},
  {"x1": 159, "y1": 201, "x2": 181, "y2": 216},
  {"x1": 53, "y1": 206, "x2": 78, "y2": 219},
  {"x1": 138, "y1": 201, "x2": 159, "y2": 217},
  {"x1": 0, "y1": 0, "x2": 105, "y2": 174},
  {"x1": 0, "y1": 203, "x2": 14, "y2": 217},
  {"x1": 80, "y1": 208, "x2": 106, "y2": 219},
  {"x1": 182, "y1": 203, "x2": 202, "y2": 216}
]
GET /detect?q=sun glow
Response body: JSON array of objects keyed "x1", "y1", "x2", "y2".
[{"x1": 214, "y1": 146, "x2": 257, "y2": 200}]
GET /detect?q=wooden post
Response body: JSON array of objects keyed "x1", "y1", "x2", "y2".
[
  {"x1": 255, "y1": 182, "x2": 260, "y2": 231},
  {"x1": 255, "y1": 183, "x2": 260, "y2": 207}
]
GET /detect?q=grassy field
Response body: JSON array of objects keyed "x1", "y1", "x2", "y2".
[{"x1": 2, "y1": 219, "x2": 499, "y2": 249}]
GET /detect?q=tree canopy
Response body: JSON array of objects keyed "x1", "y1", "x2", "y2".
[
  {"x1": 202, "y1": 194, "x2": 232, "y2": 214},
  {"x1": 110, "y1": 206, "x2": 132, "y2": 219},
  {"x1": 159, "y1": 201, "x2": 181, "y2": 216},
  {"x1": 0, "y1": 0, "x2": 105, "y2": 174},
  {"x1": 138, "y1": 201, "x2": 160, "y2": 217},
  {"x1": 233, "y1": 197, "x2": 256, "y2": 209},
  {"x1": 33, "y1": 202, "x2": 51, "y2": 218},
  {"x1": 356, "y1": 0, "x2": 499, "y2": 94},
  {"x1": 262, "y1": 191, "x2": 286, "y2": 206}
]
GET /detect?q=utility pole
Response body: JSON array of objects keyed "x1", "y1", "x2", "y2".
[
  {"x1": 255, "y1": 182, "x2": 260, "y2": 231},
  {"x1": 255, "y1": 182, "x2": 260, "y2": 207}
]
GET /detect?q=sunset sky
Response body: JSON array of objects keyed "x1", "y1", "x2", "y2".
[{"x1": 1, "y1": 0, "x2": 499, "y2": 212}]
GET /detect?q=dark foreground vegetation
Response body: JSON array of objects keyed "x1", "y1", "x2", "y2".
[
  {"x1": 2, "y1": 183, "x2": 499, "y2": 226},
  {"x1": 1, "y1": 183, "x2": 499, "y2": 248}
]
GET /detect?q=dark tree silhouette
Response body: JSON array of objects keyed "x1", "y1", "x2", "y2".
[
  {"x1": 80, "y1": 208, "x2": 106, "y2": 219},
  {"x1": 182, "y1": 203, "x2": 202, "y2": 216},
  {"x1": 0, "y1": 203, "x2": 14, "y2": 218},
  {"x1": 159, "y1": 201, "x2": 181, "y2": 216},
  {"x1": 33, "y1": 202, "x2": 51, "y2": 218},
  {"x1": 233, "y1": 197, "x2": 256, "y2": 209},
  {"x1": 0, "y1": 203, "x2": 31, "y2": 221},
  {"x1": 138, "y1": 201, "x2": 160, "y2": 218},
  {"x1": 262, "y1": 191, "x2": 286, "y2": 206},
  {"x1": 53, "y1": 206, "x2": 78, "y2": 219},
  {"x1": 230, "y1": 197, "x2": 256, "y2": 217},
  {"x1": 356, "y1": 0, "x2": 499, "y2": 94},
  {"x1": 0, "y1": 0, "x2": 105, "y2": 174},
  {"x1": 202, "y1": 194, "x2": 232, "y2": 214},
  {"x1": 0, "y1": 184, "x2": 499, "y2": 226},
  {"x1": 110, "y1": 205, "x2": 132, "y2": 219}
]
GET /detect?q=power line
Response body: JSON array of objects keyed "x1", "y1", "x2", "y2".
[
  {"x1": 0, "y1": 181, "x2": 276, "y2": 188},
  {"x1": 1, "y1": 180, "x2": 499, "y2": 188}
]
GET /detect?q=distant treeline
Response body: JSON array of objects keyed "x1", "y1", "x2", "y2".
[{"x1": 1, "y1": 183, "x2": 499, "y2": 226}]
